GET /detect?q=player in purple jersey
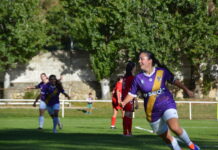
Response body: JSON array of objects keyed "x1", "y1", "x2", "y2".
[
  {"x1": 41, "y1": 75, "x2": 70, "y2": 133},
  {"x1": 27, "y1": 73, "x2": 49, "y2": 129},
  {"x1": 121, "y1": 51, "x2": 200, "y2": 150}
]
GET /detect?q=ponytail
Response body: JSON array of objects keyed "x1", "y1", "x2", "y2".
[{"x1": 124, "y1": 61, "x2": 136, "y2": 77}]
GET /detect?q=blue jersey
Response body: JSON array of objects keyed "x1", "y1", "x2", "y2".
[
  {"x1": 129, "y1": 67, "x2": 176, "y2": 122},
  {"x1": 41, "y1": 83, "x2": 65, "y2": 106}
]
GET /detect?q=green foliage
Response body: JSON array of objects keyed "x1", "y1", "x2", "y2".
[
  {"x1": 0, "y1": 0, "x2": 47, "y2": 71},
  {"x1": 23, "y1": 90, "x2": 39, "y2": 99},
  {"x1": 58, "y1": 0, "x2": 217, "y2": 83}
]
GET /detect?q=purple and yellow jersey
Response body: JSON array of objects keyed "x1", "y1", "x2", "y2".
[
  {"x1": 129, "y1": 67, "x2": 176, "y2": 122},
  {"x1": 41, "y1": 83, "x2": 65, "y2": 106}
]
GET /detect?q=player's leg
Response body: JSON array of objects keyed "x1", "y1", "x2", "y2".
[
  {"x1": 52, "y1": 104, "x2": 60, "y2": 133},
  {"x1": 111, "y1": 108, "x2": 118, "y2": 129},
  {"x1": 123, "y1": 111, "x2": 133, "y2": 136},
  {"x1": 38, "y1": 100, "x2": 46, "y2": 129},
  {"x1": 164, "y1": 109, "x2": 200, "y2": 150},
  {"x1": 150, "y1": 118, "x2": 182, "y2": 150}
]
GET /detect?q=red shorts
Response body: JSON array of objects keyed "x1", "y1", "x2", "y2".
[
  {"x1": 123, "y1": 101, "x2": 134, "y2": 112},
  {"x1": 112, "y1": 98, "x2": 122, "y2": 110}
]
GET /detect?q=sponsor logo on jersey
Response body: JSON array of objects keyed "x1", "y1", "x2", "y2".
[{"x1": 143, "y1": 88, "x2": 166, "y2": 97}]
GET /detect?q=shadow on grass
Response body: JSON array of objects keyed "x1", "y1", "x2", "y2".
[
  {"x1": 0, "y1": 129, "x2": 212, "y2": 150},
  {"x1": 0, "y1": 129, "x2": 164, "y2": 150}
]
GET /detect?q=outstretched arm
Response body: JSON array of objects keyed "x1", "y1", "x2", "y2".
[
  {"x1": 62, "y1": 92, "x2": 71, "y2": 100},
  {"x1": 174, "y1": 80, "x2": 194, "y2": 97}
]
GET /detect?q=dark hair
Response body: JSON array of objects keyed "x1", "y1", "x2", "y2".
[
  {"x1": 49, "y1": 75, "x2": 63, "y2": 91},
  {"x1": 124, "y1": 61, "x2": 136, "y2": 77},
  {"x1": 139, "y1": 50, "x2": 174, "y2": 76},
  {"x1": 116, "y1": 75, "x2": 123, "y2": 82}
]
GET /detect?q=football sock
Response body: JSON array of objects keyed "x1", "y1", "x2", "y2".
[
  {"x1": 39, "y1": 116, "x2": 44, "y2": 128},
  {"x1": 179, "y1": 129, "x2": 193, "y2": 146},
  {"x1": 53, "y1": 117, "x2": 58, "y2": 131},
  {"x1": 167, "y1": 137, "x2": 181, "y2": 150},
  {"x1": 127, "y1": 117, "x2": 132, "y2": 134},
  {"x1": 111, "y1": 117, "x2": 116, "y2": 127},
  {"x1": 123, "y1": 116, "x2": 128, "y2": 135}
]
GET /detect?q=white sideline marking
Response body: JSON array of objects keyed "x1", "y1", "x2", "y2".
[{"x1": 135, "y1": 126, "x2": 153, "y2": 133}]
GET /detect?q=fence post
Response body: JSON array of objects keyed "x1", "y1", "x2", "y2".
[
  {"x1": 217, "y1": 102, "x2": 218, "y2": 121},
  {"x1": 189, "y1": 102, "x2": 192, "y2": 120},
  {"x1": 62, "y1": 100, "x2": 65, "y2": 118}
]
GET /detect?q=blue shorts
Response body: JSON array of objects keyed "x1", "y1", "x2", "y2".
[{"x1": 47, "y1": 103, "x2": 60, "y2": 115}]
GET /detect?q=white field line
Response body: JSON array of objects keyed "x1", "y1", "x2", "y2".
[{"x1": 135, "y1": 126, "x2": 153, "y2": 133}]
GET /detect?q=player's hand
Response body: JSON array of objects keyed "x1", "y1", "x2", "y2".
[
  {"x1": 33, "y1": 102, "x2": 36, "y2": 107},
  {"x1": 186, "y1": 90, "x2": 194, "y2": 98},
  {"x1": 120, "y1": 102, "x2": 125, "y2": 108}
]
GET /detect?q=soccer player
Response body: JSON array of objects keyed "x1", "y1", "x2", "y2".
[
  {"x1": 41, "y1": 75, "x2": 70, "y2": 133},
  {"x1": 86, "y1": 92, "x2": 93, "y2": 114},
  {"x1": 28, "y1": 73, "x2": 48, "y2": 129},
  {"x1": 122, "y1": 61, "x2": 138, "y2": 136},
  {"x1": 121, "y1": 51, "x2": 200, "y2": 150},
  {"x1": 29, "y1": 73, "x2": 63, "y2": 130},
  {"x1": 111, "y1": 76, "x2": 124, "y2": 129}
]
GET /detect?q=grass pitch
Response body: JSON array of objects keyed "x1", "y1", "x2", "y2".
[{"x1": 0, "y1": 108, "x2": 218, "y2": 150}]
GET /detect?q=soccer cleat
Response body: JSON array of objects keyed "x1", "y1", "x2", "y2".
[
  {"x1": 189, "y1": 144, "x2": 200, "y2": 150},
  {"x1": 110, "y1": 126, "x2": 116, "y2": 129},
  {"x1": 58, "y1": 123, "x2": 63, "y2": 129},
  {"x1": 37, "y1": 127, "x2": 43, "y2": 130}
]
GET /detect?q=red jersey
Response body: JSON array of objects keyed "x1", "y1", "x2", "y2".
[
  {"x1": 122, "y1": 75, "x2": 134, "y2": 100},
  {"x1": 112, "y1": 81, "x2": 122, "y2": 110},
  {"x1": 122, "y1": 75, "x2": 134, "y2": 111}
]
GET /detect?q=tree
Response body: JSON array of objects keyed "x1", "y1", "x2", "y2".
[
  {"x1": 0, "y1": 0, "x2": 47, "y2": 72},
  {"x1": 47, "y1": 0, "x2": 217, "y2": 97}
]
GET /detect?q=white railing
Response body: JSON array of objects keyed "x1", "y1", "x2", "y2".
[{"x1": 0, "y1": 99, "x2": 218, "y2": 120}]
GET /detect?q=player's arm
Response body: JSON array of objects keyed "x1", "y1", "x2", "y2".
[
  {"x1": 116, "y1": 90, "x2": 122, "y2": 103},
  {"x1": 174, "y1": 80, "x2": 194, "y2": 97},
  {"x1": 33, "y1": 94, "x2": 40, "y2": 107},
  {"x1": 121, "y1": 94, "x2": 135, "y2": 107},
  {"x1": 62, "y1": 92, "x2": 71, "y2": 100},
  {"x1": 27, "y1": 85, "x2": 37, "y2": 89}
]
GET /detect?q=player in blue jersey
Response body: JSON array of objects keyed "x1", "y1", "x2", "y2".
[
  {"x1": 121, "y1": 51, "x2": 200, "y2": 150},
  {"x1": 41, "y1": 75, "x2": 70, "y2": 133}
]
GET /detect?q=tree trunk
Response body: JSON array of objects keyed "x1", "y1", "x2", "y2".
[{"x1": 100, "y1": 78, "x2": 110, "y2": 99}]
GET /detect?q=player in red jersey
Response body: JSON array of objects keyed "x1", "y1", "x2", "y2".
[
  {"x1": 122, "y1": 61, "x2": 138, "y2": 136},
  {"x1": 111, "y1": 76, "x2": 124, "y2": 129}
]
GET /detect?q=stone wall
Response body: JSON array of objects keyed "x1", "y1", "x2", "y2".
[{"x1": 2, "y1": 50, "x2": 101, "y2": 99}]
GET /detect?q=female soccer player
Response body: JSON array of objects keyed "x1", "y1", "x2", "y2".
[
  {"x1": 28, "y1": 73, "x2": 49, "y2": 129},
  {"x1": 29, "y1": 73, "x2": 63, "y2": 130},
  {"x1": 111, "y1": 76, "x2": 124, "y2": 129},
  {"x1": 122, "y1": 61, "x2": 138, "y2": 136},
  {"x1": 41, "y1": 75, "x2": 70, "y2": 133},
  {"x1": 121, "y1": 51, "x2": 200, "y2": 150}
]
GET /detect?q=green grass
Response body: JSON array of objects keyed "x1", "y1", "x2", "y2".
[{"x1": 0, "y1": 108, "x2": 218, "y2": 150}]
